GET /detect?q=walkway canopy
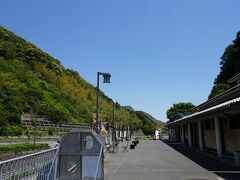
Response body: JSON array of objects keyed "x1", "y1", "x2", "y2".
[{"x1": 167, "y1": 96, "x2": 240, "y2": 126}]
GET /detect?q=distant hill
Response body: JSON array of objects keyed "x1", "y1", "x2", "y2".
[
  {"x1": 0, "y1": 26, "x2": 142, "y2": 132},
  {"x1": 123, "y1": 106, "x2": 135, "y2": 112},
  {"x1": 135, "y1": 111, "x2": 164, "y2": 135}
]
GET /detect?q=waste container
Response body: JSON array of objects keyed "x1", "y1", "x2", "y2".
[
  {"x1": 234, "y1": 151, "x2": 240, "y2": 167},
  {"x1": 57, "y1": 128, "x2": 104, "y2": 180}
]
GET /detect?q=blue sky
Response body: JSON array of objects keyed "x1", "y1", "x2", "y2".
[{"x1": 1, "y1": 0, "x2": 240, "y2": 122}]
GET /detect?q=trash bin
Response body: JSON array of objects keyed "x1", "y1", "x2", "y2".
[
  {"x1": 57, "y1": 128, "x2": 104, "y2": 180},
  {"x1": 234, "y1": 151, "x2": 240, "y2": 167}
]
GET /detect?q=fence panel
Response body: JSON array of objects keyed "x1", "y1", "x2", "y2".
[{"x1": 0, "y1": 147, "x2": 59, "y2": 180}]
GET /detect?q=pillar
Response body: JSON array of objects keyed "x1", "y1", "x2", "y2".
[
  {"x1": 109, "y1": 128, "x2": 113, "y2": 145},
  {"x1": 188, "y1": 123, "x2": 192, "y2": 146},
  {"x1": 214, "y1": 116, "x2": 223, "y2": 157},
  {"x1": 198, "y1": 120, "x2": 203, "y2": 150},
  {"x1": 181, "y1": 125, "x2": 184, "y2": 144},
  {"x1": 168, "y1": 127, "x2": 171, "y2": 141}
]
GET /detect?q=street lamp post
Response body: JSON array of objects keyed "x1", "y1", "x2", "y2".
[
  {"x1": 112, "y1": 104, "x2": 115, "y2": 142},
  {"x1": 96, "y1": 72, "x2": 111, "y2": 134}
]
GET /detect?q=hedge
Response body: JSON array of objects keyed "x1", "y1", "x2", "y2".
[{"x1": 0, "y1": 143, "x2": 49, "y2": 154}]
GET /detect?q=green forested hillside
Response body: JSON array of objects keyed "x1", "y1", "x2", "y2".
[
  {"x1": 0, "y1": 26, "x2": 142, "y2": 133},
  {"x1": 135, "y1": 111, "x2": 164, "y2": 135},
  {"x1": 209, "y1": 31, "x2": 240, "y2": 99}
]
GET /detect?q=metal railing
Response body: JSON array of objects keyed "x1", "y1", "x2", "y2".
[
  {"x1": 0, "y1": 147, "x2": 59, "y2": 180},
  {"x1": 94, "y1": 146, "x2": 103, "y2": 180}
]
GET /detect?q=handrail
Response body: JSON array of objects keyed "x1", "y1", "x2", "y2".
[
  {"x1": 47, "y1": 145, "x2": 60, "y2": 180},
  {"x1": 94, "y1": 146, "x2": 103, "y2": 180},
  {"x1": 0, "y1": 147, "x2": 58, "y2": 180},
  {"x1": 0, "y1": 147, "x2": 58, "y2": 165}
]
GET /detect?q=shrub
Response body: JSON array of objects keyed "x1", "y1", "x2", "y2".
[
  {"x1": 0, "y1": 143, "x2": 49, "y2": 154},
  {"x1": 47, "y1": 127, "x2": 57, "y2": 136}
]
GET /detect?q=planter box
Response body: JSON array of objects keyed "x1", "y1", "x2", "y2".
[{"x1": 130, "y1": 144, "x2": 135, "y2": 149}]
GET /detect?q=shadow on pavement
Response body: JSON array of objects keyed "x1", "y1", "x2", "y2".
[{"x1": 162, "y1": 140, "x2": 240, "y2": 180}]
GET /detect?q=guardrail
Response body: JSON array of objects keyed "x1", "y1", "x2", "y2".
[
  {"x1": 0, "y1": 129, "x2": 106, "y2": 180},
  {"x1": 0, "y1": 147, "x2": 59, "y2": 180}
]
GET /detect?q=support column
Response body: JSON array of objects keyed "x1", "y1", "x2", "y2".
[
  {"x1": 127, "y1": 126, "x2": 130, "y2": 139},
  {"x1": 124, "y1": 127, "x2": 127, "y2": 138},
  {"x1": 109, "y1": 128, "x2": 113, "y2": 144},
  {"x1": 215, "y1": 116, "x2": 223, "y2": 157},
  {"x1": 198, "y1": 120, "x2": 203, "y2": 150},
  {"x1": 181, "y1": 125, "x2": 184, "y2": 144},
  {"x1": 168, "y1": 127, "x2": 171, "y2": 141},
  {"x1": 188, "y1": 123, "x2": 192, "y2": 146}
]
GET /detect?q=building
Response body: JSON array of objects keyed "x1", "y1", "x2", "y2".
[{"x1": 167, "y1": 73, "x2": 240, "y2": 158}]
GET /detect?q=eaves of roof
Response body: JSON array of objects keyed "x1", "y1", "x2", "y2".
[
  {"x1": 167, "y1": 96, "x2": 240, "y2": 126},
  {"x1": 197, "y1": 84, "x2": 240, "y2": 111},
  {"x1": 228, "y1": 73, "x2": 240, "y2": 84}
]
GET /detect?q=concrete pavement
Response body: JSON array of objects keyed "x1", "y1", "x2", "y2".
[
  {"x1": 104, "y1": 140, "x2": 222, "y2": 180},
  {"x1": 165, "y1": 141, "x2": 240, "y2": 180}
]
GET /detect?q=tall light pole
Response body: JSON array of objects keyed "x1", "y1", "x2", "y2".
[
  {"x1": 96, "y1": 72, "x2": 111, "y2": 134},
  {"x1": 112, "y1": 104, "x2": 115, "y2": 142}
]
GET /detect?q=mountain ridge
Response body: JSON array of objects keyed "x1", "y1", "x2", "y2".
[{"x1": 0, "y1": 26, "x2": 163, "y2": 136}]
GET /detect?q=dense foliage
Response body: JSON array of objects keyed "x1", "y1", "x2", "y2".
[
  {"x1": 135, "y1": 111, "x2": 164, "y2": 135},
  {"x1": 0, "y1": 26, "x2": 142, "y2": 132},
  {"x1": 209, "y1": 31, "x2": 240, "y2": 99},
  {"x1": 166, "y1": 102, "x2": 196, "y2": 122},
  {"x1": 0, "y1": 143, "x2": 49, "y2": 154}
]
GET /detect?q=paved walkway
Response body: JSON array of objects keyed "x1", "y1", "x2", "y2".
[
  {"x1": 165, "y1": 141, "x2": 240, "y2": 180},
  {"x1": 104, "y1": 140, "x2": 222, "y2": 180}
]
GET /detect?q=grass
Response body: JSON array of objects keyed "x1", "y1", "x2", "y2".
[
  {"x1": 0, "y1": 137, "x2": 59, "y2": 142},
  {"x1": 0, "y1": 143, "x2": 49, "y2": 154}
]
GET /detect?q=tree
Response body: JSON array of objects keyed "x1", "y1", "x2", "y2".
[
  {"x1": 0, "y1": 26, "x2": 144, "y2": 130},
  {"x1": 29, "y1": 112, "x2": 40, "y2": 146},
  {"x1": 209, "y1": 31, "x2": 240, "y2": 98},
  {"x1": 47, "y1": 127, "x2": 57, "y2": 136},
  {"x1": 11, "y1": 125, "x2": 24, "y2": 137},
  {"x1": 24, "y1": 127, "x2": 31, "y2": 139},
  {"x1": 216, "y1": 32, "x2": 240, "y2": 84},
  {"x1": 208, "y1": 83, "x2": 232, "y2": 99},
  {"x1": 166, "y1": 102, "x2": 196, "y2": 122},
  {"x1": 142, "y1": 124, "x2": 155, "y2": 136},
  {"x1": 0, "y1": 111, "x2": 8, "y2": 135},
  {"x1": 131, "y1": 117, "x2": 142, "y2": 131}
]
